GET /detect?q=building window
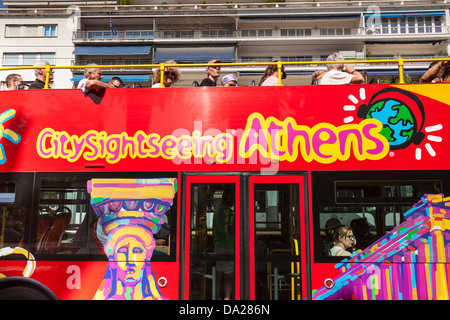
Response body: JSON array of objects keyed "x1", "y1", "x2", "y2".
[
  {"x1": 367, "y1": 16, "x2": 443, "y2": 34},
  {"x1": 23, "y1": 53, "x2": 37, "y2": 65},
  {"x1": 5, "y1": 25, "x2": 57, "y2": 37},
  {"x1": 41, "y1": 53, "x2": 56, "y2": 64},
  {"x1": 3, "y1": 53, "x2": 55, "y2": 66},
  {"x1": 4, "y1": 53, "x2": 20, "y2": 65},
  {"x1": 44, "y1": 26, "x2": 56, "y2": 37},
  {"x1": 6, "y1": 26, "x2": 21, "y2": 37},
  {"x1": 311, "y1": 170, "x2": 446, "y2": 262}
]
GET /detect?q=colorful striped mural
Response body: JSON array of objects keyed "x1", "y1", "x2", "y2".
[
  {"x1": 87, "y1": 178, "x2": 177, "y2": 300},
  {"x1": 313, "y1": 194, "x2": 450, "y2": 300}
]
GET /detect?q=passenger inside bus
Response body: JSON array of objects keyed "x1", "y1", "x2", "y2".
[
  {"x1": 3, "y1": 209, "x2": 24, "y2": 246},
  {"x1": 321, "y1": 217, "x2": 341, "y2": 256},
  {"x1": 350, "y1": 217, "x2": 375, "y2": 251},
  {"x1": 329, "y1": 225, "x2": 356, "y2": 257},
  {"x1": 154, "y1": 215, "x2": 170, "y2": 255}
]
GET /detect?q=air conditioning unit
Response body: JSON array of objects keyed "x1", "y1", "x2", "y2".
[{"x1": 366, "y1": 27, "x2": 376, "y2": 35}]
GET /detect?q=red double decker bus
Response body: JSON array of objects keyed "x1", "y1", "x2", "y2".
[{"x1": 0, "y1": 76, "x2": 449, "y2": 300}]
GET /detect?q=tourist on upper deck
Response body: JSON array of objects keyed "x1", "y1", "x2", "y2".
[
  {"x1": 259, "y1": 63, "x2": 286, "y2": 86},
  {"x1": 200, "y1": 59, "x2": 222, "y2": 86},
  {"x1": 152, "y1": 60, "x2": 181, "y2": 88},
  {"x1": 29, "y1": 61, "x2": 54, "y2": 89},
  {"x1": 109, "y1": 76, "x2": 128, "y2": 88},
  {"x1": 4, "y1": 74, "x2": 23, "y2": 90},
  {"x1": 319, "y1": 52, "x2": 364, "y2": 85},
  {"x1": 222, "y1": 74, "x2": 238, "y2": 87},
  {"x1": 77, "y1": 64, "x2": 114, "y2": 93},
  {"x1": 311, "y1": 70, "x2": 327, "y2": 85},
  {"x1": 420, "y1": 60, "x2": 450, "y2": 83}
]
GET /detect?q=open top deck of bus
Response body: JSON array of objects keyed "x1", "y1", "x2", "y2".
[{"x1": 0, "y1": 60, "x2": 449, "y2": 300}]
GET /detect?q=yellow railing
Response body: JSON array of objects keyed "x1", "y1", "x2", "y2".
[{"x1": 2, "y1": 58, "x2": 450, "y2": 89}]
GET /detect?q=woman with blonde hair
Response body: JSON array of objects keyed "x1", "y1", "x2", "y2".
[
  {"x1": 152, "y1": 60, "x2": 181, "y2": 88},
  {"x1": 330, "y1": 225, "x2": 356, "y2": 257}
]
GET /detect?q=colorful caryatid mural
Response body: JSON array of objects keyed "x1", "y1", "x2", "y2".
[
  {"x1": 87, "y1": 178, "x2": 177, "y2": 300},
  {"x1": 313, "y1": 194, "x2": 450, "y2": 300}
]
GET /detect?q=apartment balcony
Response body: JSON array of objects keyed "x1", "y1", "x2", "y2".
[
  {"x1": 73, "y1": 25, "x2": 450, "y2": 43},
  {"x1": 72, "y1": 55, "x2": 447, "y2": 69},
  {"x1": 73, "y1": 30, "x2": 154, "y2": 42}
]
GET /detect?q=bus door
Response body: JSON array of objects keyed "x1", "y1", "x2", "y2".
[
  {"x1": 184, "y1": 174, "x2": 306, "y2": 300},
  {"x1": 184, "y1": 175, "x2": 241, "y2": 300},
  {"x1": 249, "y1": 175, "x2": 304, "y2": 300}
]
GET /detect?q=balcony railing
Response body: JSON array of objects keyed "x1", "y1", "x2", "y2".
[
  {"x1": 73, "y1": 25, "x2": 449, "y2": 41},
  {"x1": 73, "y1": 30, "x2": 154, "y2": 40}
]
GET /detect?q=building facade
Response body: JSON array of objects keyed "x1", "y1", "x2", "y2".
[{"x1": 1, "y1": 0, "x2": 449, "y2": 88}]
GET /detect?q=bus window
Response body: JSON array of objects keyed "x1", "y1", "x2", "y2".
[
  {"x1": 31, "y1": 173, "x2": 178, "y2": 260},
  {"x1": 335, "y1": 181, "x2": 441, "y2": 204},
  {"x1": 34, "y1": 175, "x2": 99, "y2": 255},
  {"x1": 312, "y1": 171, "x2": 445, "y2": 261},
  {"x1": 0, "y1": 182, "x2": 24, "y2": 248},
  {"x1": 0, "y1": 174, "x2": 33, "y2": 251}
]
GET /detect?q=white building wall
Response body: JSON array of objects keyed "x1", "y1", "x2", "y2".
[{"x1": 0, "y1": 16, "x2": 75, "y2": 89}]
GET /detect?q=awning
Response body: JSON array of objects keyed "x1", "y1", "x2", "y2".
[
  {"x1": 73, "y1": 45, "x2": 151, "y2": 55},
  {"x1": 71, "y1": 75, "x2": 150, "y2": 82},
  {"x1": 240, "y1": 16, "x2": 359, "y2": 21},
  {"x1": 363, "y1": 11, "x2": 445, "y2": 18},
  {"x1": 366, "y1": 40, "x2": 442, "y2": 45},
  {"x1": 154, "y1": 46, "x2": 235, "y2": 63}
]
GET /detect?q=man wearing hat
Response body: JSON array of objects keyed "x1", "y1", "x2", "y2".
[{"x1": 200, "y1": 59, "x2": 222, "y2": 86}]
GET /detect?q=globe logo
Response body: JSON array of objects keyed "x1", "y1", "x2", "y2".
[
  {"x1": 366, "y1": 98, "x2": 416, "y2": 149},
  {"x1": 357, "y1": 88, "x2": 425, "y2": 150}
]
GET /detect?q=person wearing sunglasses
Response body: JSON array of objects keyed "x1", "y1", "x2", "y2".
[
  {"x1": 200, "y1": 59, "x2": 222, "y2": 87},
  {"x1": 152, "y1": 60, "x2": 181, "y2": 88},
  {"x1": 29, "y1": 61, "x2": 54, "y2": 89},
  {"x1": 109, "y1": 76, "x2": 128, "y2": 88},
  {"x1": 330, "y1": 225, "x2": 356, "y2": 257},
  {"x1": 78, "y1": 64, "x2": 114, "y2": 94}
]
